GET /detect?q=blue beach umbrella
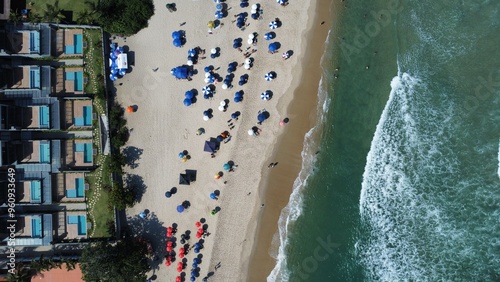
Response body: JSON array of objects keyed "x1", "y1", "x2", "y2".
[
  {"x1": 261, "y1": 92, "x2": 270, "y2": 100},
  {"x1": 234, "y1": 97, "x2": 242, "y2": 103},
  {"x1": 194, "y1": 248, "x2": 200, "y2": 253},
  {"x1": 179, "y1": 152, "x2": 185, "y2": 158},
  {"x1": 183, "y1": 98, "x2": 192, "y2": 106},
  {"x1": 268, "y1": 42, "x2": 278, "y2": 52},
  {"x1": 185, "y1": 90, "x2": 194, "y2": 99},
  {"x1": 177, "y1": 205, "x2": 185, "y2": 213},
  {"x1": 188, "y1": 49, "x2": 197, "y2": 57},
  {"x1": 172, "y1": 31, "x2": 181, "y2": 39},
  {"x1": 109, "y1": 74, "x2": 117, "y2": 81},
  {"x1": 173, "y1": 38, "x2": 183, "y2": 47},
  {"x1": 231, "y1": 112, "x2": 238, "y2": 119},
  {"x1": 258, "y1": 113, "x2": 266, "y2": 122},
  {"x1": 204, "y1": 94, "x2": 210, "y2": 100},
  {"x1": 235, "y1": 91, "x2": 243, "y2": 97},
  {"x1": 264, "y1": 32, "x2": 274, "y2": 40},
  {"x1": 210, "y1": 193, "x2": 217, "y2": 199},
  {"x1": 210, "y1": 54, "x2": 216, "y2": 59},
  {"x1": 215, "y1": 11, "x2": 223, "y2": 19},
  {"x1": 203, "y1": 110, "x2": 209, "y2": 117},
  {"x1": 233, "y1": 38, "x2": 241, "y2": 44},
  {"x1": 190, "y1": 277, "x2": 195, "y2": 282},
  {"x1": 269, "y1": 21, "x2": 278, "y2": 29},
  {"x1": 223, "y1": 163, "x2": 231, "y2": 170},
  {"x1": 202, "y1": 86, "x2": 211, "y2": 95},
  {"x1": 111, "y1": 68, "x2": 118, "y2": 75},
  {"x1": 165, "y1": 191, "x2": 172, "y2": 198},
  {"x1": 240, "y1": 2, "x2": 248, "y2": 8},
  {"x1": 204, "y1": 66, "x2": 211, "y2": 72},
  {"x1": 251, "y1": 13, "x2": 259, "y2": 20},
  {"x1": 216, "y1": 3, "x2": 223, "y2": 11}
]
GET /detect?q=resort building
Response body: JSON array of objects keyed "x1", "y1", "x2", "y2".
[{"x1": 0, "y1": 22, "x2": 102, "y2": 276}]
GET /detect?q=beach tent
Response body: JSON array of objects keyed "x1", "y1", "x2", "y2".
[
  {"x1": 204, "y1": 141, "x2": 218, "y2": 153},
  {"x1": 116, "y1": 54, "x2": 128, "y2": 69},
  {"x1": 179, "y1": 174, "x2": 190, "y2": 185}
]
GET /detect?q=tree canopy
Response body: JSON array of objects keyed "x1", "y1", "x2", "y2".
[
  {"x1": 96, "y1": 0, "x2": 155, "y2": 36},
  {"x1": 80, "y1": 238, "x2": 150, "y2": 281}
]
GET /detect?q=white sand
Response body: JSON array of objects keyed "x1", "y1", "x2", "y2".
[{"x1": 116, "y1": 0, "x2": 315, "y2": 280}]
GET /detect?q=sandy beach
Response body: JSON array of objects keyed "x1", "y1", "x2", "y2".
[{"x1": 113, "y1": 0, "x2": 327, "y2": 280}]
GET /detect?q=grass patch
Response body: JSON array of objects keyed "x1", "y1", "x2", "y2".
[
  {"x1": 83, "y1": 29, "x2": 104, "y2": 97},
  {"x1": 28, "y1": 0, "x2": 97, "y2": 23},
  {"x1": 86, "y1": 154, "x2": 112, "y2": 238}
]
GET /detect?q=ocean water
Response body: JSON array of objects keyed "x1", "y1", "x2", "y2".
[{"x1": 269, "y1": 0, "x2": 500, "y2": 281}]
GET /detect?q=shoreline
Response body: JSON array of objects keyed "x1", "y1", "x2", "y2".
[{"x1": 247, "y1": 0, "x2": 335, "y2": 280}]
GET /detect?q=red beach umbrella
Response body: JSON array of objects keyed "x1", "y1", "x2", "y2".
[
  {"x1": 177, "y1": 262, "x2": 183, "y2": 268},
  {"x1": 196, "y1": 233, "x2": 202, "y2": 238},
  {"x1": 179, "y1": 253, "x2": 184, "y2": 258},
  {"x1": 166, "y1": 261, "x2": 171, "y2": 266},
  {"x1": 198, "y1": 228, "x2": 204, "y2": 233},
  {"x1": 167, "y1": 227, "x2": 173, "y2": 232},
  {"x1": 195, "y1": 222, "x2": 201, "y2": 227},
  {"x1": 176, "y1": 276, "x2": 182, "y2": 282},
  {"x1": 167, "y1": 246, "x2": 173, "y2": 252},
  {"x1": 126, "y1": 106, "x2": 134, "y2": 113},
  {"x1": 177, "y1": 267, "x2": 182, "y2": 273},
  {"x1": 179, "y1": 248, "x2": 185, "y2": 253},
  {"x1": 167, "y1": 241, "x2": 173, "y2": 247}
]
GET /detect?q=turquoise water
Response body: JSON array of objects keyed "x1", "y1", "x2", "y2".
[
  {"x1": 76, "y1": 178, "x2": 85, "y2": 197},
  {"x1": 270, "y1": 0, "x2": 500, "y2": 281},
  {"x1": 39, "y1": 143, "x2": 50, "y2": 163},
  {"x1": 39, "y1": 106, "x2": 49, "y2": 127},
  {"x1": 84, "y1": 143, "x2": 93, "y2": 163},
  {"x1": 31, "y1": 217, "x2": 41, "y2": 237},
  {"x1": 68, "y1": 215, "x2": 87, "y2": 235},
  {"x1": 30, "y1": 181, "x2": 41, "y2": 202},
  {"x1": 75, "y1": 34, "x2": 83, "y2": 54}
]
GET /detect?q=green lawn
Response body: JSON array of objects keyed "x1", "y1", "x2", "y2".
[
  {"x1": 83, "y1": 29, "x2": 104, "y2": 97},
  {"x1": 28, "y1": 0, "x2": 96, "y2": 23},
  {"x1": 86, "y1": 154, "x2": 113, "y2": 238}
]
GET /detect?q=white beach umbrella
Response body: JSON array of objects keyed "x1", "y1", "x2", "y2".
[
  {"x1": 220, "y1": 101, "x2": 226, "y2": 106},
  {"x1": 248, "y1": 129, "x2": 255, "y2": 136},
  {"x1": 252, "y1": 4, "x2": 258, "y2": 9},
  {"x1": 204, "y1": 77, "x2": 210, "y2": 83},
  {"x1": 269, "y1": 21, "x2": 278, "y2": 29},
  {"x1": 211, "y1": 48, "x2": 217, "y2": 54},
  {"x1": 247, "y1": 38, "x2": 254, "y2": 45},
  {"x1": 205, "y1": 72, "x2": 211, "y2": 78},
  {"x1": 251, "y1": 9, "x2": 257, "y2": 14},
  {"x1": 264, "y1": 73, "x2": 273, "y2": 81},
  {"x1": 218, "y1": 105, "x2": 225, "y2": 111},
  {"x1": 248, "y1": 33, "x2": 255, "y2": 39},
  {"x1": 261, "y1": 91, "x2": 270, "y2": 100},
  {"x1": 244, "y1": 64, "x2": 251, "y2": 70},
  {"x1": 222, "y1": 84, "x2": 228, "y2": 90},
  {"x1": 187, "y1": 60, "x2": 193, "y2": 66},
  {"x1": 245, "y1": 58, "x2": 252, "y2": 64},
  {"x1": 203, "y1": 115, "x2": 210, "y2": 121}
]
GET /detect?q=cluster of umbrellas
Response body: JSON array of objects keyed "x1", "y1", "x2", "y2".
[
  {"x1": 210, "y1": 48, "x2": 220, "y2": 59},
  {"x1": 235, "y1": 13, "x2": 247, "y2": 29},
  {"x1": 215, "y1": 3, "x2": 225, "y2": 19},
  {"x1": 184, "y1": 90, "x2": 196, "y2": 107},
  {"x1": 251, "y1": 4, "x2": 261, "y2": 20},
  {"x1": 227, "y1": 62, "x2": 238, "y2": 73},
  {"x1": 244, "y1": 58, "x2": 253, "y2": 70},
  {"x1": 203, "y1": 109, "x2": 212, "y2": 121},
  {"x1": 234, "y1": 90, "x2": 244, "y2": 103},
  {"x1": 171, "y1": 66, "x2": 193, "y2": 80},
  {"x1": 233, "y1": 37, "x2": 243, "y2": 49},
  {"x1": 238, "y1": 74, "x2": 249, "y2": 86},
  {"x1": 177, "y1": 201, "x2": 190, "y2": 213},
  {"x1": 204, "y1": 73, "x2": 216, "y2": 84},
  {"x1": 218, "y1": 100, "x2": 227, "y2": 112},
  {"x1": 109, "y1": 43, "x2": 127, "y2": 81},
  {"x1": 222, "y1": 74, "x2": 232, "y2": 89},
  {"x1": 172, "y1": 31, "x2": 185, "y2": 47},
  {"x1": 187, "y1": 48, "x2": 198, "y2": 66},
  {"x1": 239, "y1": 0, "x2": 249, "y2": 8}
]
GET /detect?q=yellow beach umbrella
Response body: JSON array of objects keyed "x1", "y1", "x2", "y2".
[{"x1": 207, "y1": 21, "x2": 215, "y2": 29}]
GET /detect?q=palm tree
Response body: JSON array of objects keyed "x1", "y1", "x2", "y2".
[
  {"x1": 76, "y1": 10, "x2": 94, "y2": 25},
  {"x1": 6, "y1": 263, "x2": 34, "y2": 282},
  {"x1": 29, "y1": 12, "x2": 43, "y2": 24},
  {"x1": 8, "y1": 10, "x2": 22, "y2": 25},
  {"x1": 43, "y1": 0, "x2": 66, "y2": 23}
]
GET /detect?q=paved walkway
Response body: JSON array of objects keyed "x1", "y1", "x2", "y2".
[{"x1": 60, "y1": 59, "x2": 84, "y2": 66}]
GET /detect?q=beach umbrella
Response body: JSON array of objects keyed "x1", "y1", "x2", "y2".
[
  {"x1": 233, "y1": 38, "x2": 241, "y2": 44},
  {"x1": 187, "y1": 60, "x2": 193, "y2": 66},
  {"x1": 252, "y1": 4, "x2": 258, "y2": 9},
  {"x1": 180, "y1": 247, "x2": 185, "y2": 254},
  {"x1": 203, "y1": 116, "x2": 209, "y2": 121},
  {"x1": 237, "y1": 21, "x2": 244, "y2": 28},
  {"x1": 203, "y1": 110, "x2": 209, "y2": 117},
  {"x1": 110, "y1": 74, "x2": 117, "y2": 81},
  {"x1": 190, "y1": 277, "x2": 195, "y2": 282},
  {"x1": 261, "y1": 92, "x2": 270, "y2": 100},
  {"x1": 165, "y1": 191, "x2": 172, "y2": 198},
  {"x1": 264, "y1": 32, "x2": 274, "y2": 40},
  {"x1": 280, "y1": 120, "x2": 287, "y2": 126},
  {"x1": 210, "y1": 192, "x2": 218, "y2": 200},
  {"x1": 215, "y1": 11, "x2": 223, "y2": 19},
  {"x1": 216, "y1": 3, "x2": 223, "y2": 11},
  {"x1": 248, "y1": 33, "x2": 255, "y2": 39},
  {"x1": 244, "y1": 64, "x2": 251, "y2": 70},
  {"x1": 264, "y1": 73, "x2": 274, "y2": 81},
  {"x1": 248, "y1": 129, "x2": 255, "y2": 136},
  {"x1": 202, "y1": 86, "x2": 211, "y2": 95},
  {"x1": 167, "y1": 246, "x2": 173, "y2": 252},
  {"x1": 269, "y1": 21, "x2": 278, "y2": 29},
  {"x1": 195, "y1": 233, "x2": 202, "y2": 239},
  {"x1": 235, "y1": 91, "x2": 243, "y2": 97},
  {"x1": 269, "y1": 42, "x2": 278, "y2": 52},
  {"x1": 247, "y1": 38, "x2": 254, "y2": 45},
  {"x1": 238, "y1": 81, "x2": 244, "y2": 86},
  {"x1": 245, "y1": 58, "x2": 251, "y2": 64},
  {"x1": 173, "y1": 38, "x2": 183, "y2": 47},
  {"x1": 167, "y1": 241, "x2": 173, "y2": 247},
  {"x1": 204, "y1": 94, "x2": 210, "y2": 100},
  {"x1": 179, "y1": 152, "x2": 185, "y2": 158},
  {"x1": 185, "y1": 90, "x2": 194, "y2": 99},
  {"x1": 277, "y1": 0, "x2": 287, "y2": 4},
  {"x1": 204, "y1": 66, "x2": 211, "y2": 73},
  {"x1": 251, "y1": 13, "x2": 259, "y2": 20},
  {"x1": 222, "y1": 84, "x2": 228, "y2": 90},
  {"x1": 177, "y1": 205, "x2": 185, "y2": 213},
  {"x1": 223, "y1": 163, "x2": 231, "y2": 170},
  {"x1": 231, "y1": 112, "x2": 238, "y2": 119},
  {"x1": 234, "y1": 97, "x2": 242, "y2": 103},
  {"x1": 166, "y1": 261, "x2": 171, "y2": 266},
  {"x1": 205, "y1": 72, "x2": 211, "y2": 78},
  {"x1": 207, "y1": 20, "x2": 215, "y2": 28},
  {"x1": 126, "y1": 106, "x2": 134, "y2": 113},
  {"x1": 211, "y1": 48, "x2": 217, "y2": 54},
  {"x1": 176, "y1": 277, "x2": 182, "y2": 282},
  {"x1": 214, "y1": 173, "x2": 221, "y2": 179},
  {"x1": 195, "y1": 221, "x2": 201, "y2": 227},
  {"x1": 258, "y1": 113, "x2": 266, "y2": 122},
  {"x1": 218, "y1": 105, "x2": 225, "y2": 112},
  {"x1": 220, "y1": 101, "x2": 227, "y2": 106},
  {"x1": 233, "y1": 43, "x2": 240, "y2": 49},
  {"x1": 111, "y1": 68, "x2": 118, "y2": 75},
  {"x1": 183, "y1": 98, "x2": 192, "y2": 107},
  {"x1": 188, "y1": 49, "x2": 197, "y2": 57},
  {"x1": 172, "y1": 31, "x2": 181, "y2": 39}
]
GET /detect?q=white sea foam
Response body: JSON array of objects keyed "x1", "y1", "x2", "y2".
[{"x1": 267, "y1": 30, "x2": 333, "y2": 282}]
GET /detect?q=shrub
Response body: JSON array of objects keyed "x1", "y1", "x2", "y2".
[{"x1": 96, "y1": 0, "x2": 155, "y2": 36}]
